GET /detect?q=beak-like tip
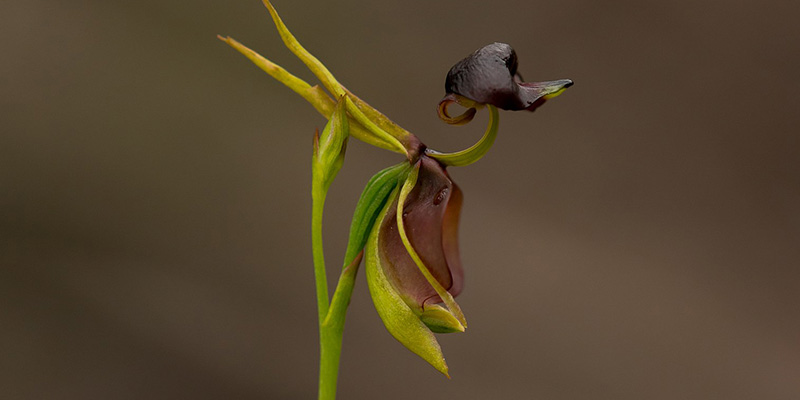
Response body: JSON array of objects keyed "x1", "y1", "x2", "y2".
[{"x1": 527, "y1": 78, "x2": 574, "y2": 102}]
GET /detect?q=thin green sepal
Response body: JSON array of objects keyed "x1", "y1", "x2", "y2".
[
  {"x1": 217, "y1": 35, "x2": 398, "y2": 152},
  {"x1": 427, "y1": 105, "x2": 499, "y2": 167}
]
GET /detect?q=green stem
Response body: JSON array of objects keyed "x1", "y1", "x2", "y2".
[
  {"x1": 311, "y1": 180, "x2": 337, "y2": 400},
  {"x1": 312, "y1": 176, "x2": 362, "y2": 400},
  {"x1": 311, "y1": 185, "x2": 330, "y2": 322},
  {"x1": 318, "y1": 253, "x2": 361, "y2": 400},
  {"x1": 318, "y1": 326, "x2": 340, "y2": 400}
]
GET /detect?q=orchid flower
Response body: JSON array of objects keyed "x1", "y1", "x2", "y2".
[{"x1": 219, "y1": 1, "x2": 572, "y2": 397}]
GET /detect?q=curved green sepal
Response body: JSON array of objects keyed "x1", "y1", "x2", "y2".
[
  {"x1": 427, "y1": 105, "x2": 499, "y2": 167},
  {"x1": 262, "y1": 0, "x2": 343, "y2": 98},
  {"x1": 344, "y1": 88, "x2": 419, "y2": 152},
  {"x1": 261, "y1": 0, "x2": 408, "y2": 156},
  {"x1": 343, "y1": 97, "x2": 408, "y2": 156},
  {"x1": 217, "y1": 35, "x2": 320, "y2": 105},
  {"x1": 217, "y1": 36, "x2": 398, "y2": 152},
  {"x1": 365, "y1": 189, "x2": 450, "y2": 377},
  {"x1": 420, "y1": 304, "x2": 466, "y2": 334}
]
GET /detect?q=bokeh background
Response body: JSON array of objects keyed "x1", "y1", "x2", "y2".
[{"x1": 2, "y1": 0, "x2": 799, "y2": 399}]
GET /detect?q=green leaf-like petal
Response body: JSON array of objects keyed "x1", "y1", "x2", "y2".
[
  {"x1": 365, "y1": 187, "x2": 450, "y2": 377},
  {"x1": 324, "y1": 162, "x2": 409, "y2": 328}
]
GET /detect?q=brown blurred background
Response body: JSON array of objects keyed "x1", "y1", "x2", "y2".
[{"x1": 2, "y1": 0, "x2": 799, "y2": 399}]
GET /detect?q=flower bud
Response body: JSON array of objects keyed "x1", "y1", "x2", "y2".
[{"x1": 313, "y1": 95, "x2": 349, "y2": 191}]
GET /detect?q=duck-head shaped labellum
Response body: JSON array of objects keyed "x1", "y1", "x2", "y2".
[
  {"x1": 365, "y1": 156, "x2": 466, "y2": 376},
  {"x1": 439, "y1": 42, "x2": 573, "y2": 124}
]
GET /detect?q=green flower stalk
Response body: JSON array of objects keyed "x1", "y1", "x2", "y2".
[{"x1": 219, "y1": 1, "x2": 572, "y2": 398}]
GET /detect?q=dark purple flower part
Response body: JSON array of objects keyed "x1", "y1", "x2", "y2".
[
  {"x1": 443, "y1": 42, "x2": 573, "y2": 112},
  {"x1": 378, "y1": 156, "x2": 463, "y2": 310}
]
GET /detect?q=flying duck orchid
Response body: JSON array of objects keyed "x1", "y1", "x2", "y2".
[{"x1": 220, "y1": 1, "x2": 572, "y2": 395}]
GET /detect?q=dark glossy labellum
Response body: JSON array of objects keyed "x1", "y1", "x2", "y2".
[{"x1": 443, "y1": 42, "x2": 573, "y2": 113}]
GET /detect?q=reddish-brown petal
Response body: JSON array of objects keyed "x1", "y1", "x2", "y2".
[{"x1": 378, "y1": 156, "x2": 463, "y2": 308}]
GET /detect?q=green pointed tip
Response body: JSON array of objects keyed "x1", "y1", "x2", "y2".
[
  {"x1": 420, "y1": 304, "x2": 466, "y2": 334},
  {"x1": 365, "y1": 192, "x2": 452, "y2": 377}
]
